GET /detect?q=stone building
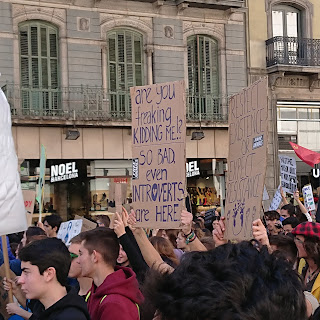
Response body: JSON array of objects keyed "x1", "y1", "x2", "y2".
[
  {"x1": 0, "y1": 0, "x2": 246, "y2": 219},
  {"x1": 247, "y1": 0, "x2": 320, "y2": 196}
]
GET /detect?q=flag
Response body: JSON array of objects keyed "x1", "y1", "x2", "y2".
[
  {"x1": 289, "y1": 142, "x2": 320, "y2": 167},
  {"x1": 0, "y1": 89, "x2": 28, "y2": 236},
  {"x1": 36, "y1": 145, "x2": 46, "y2": 220}
]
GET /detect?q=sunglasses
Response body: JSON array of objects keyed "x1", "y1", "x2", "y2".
[{"x1": 70, "y1": 252, "x2": 79, "y2": 260}]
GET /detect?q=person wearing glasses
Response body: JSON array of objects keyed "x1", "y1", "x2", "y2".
[
  {"x1": 292, "y1": 222, "x2": 320, "y2": 302},
  {"x1": 68, "y1": 235, "x2": 92, "y2": 298}
]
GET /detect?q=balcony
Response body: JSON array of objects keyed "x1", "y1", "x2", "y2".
[
  {"x1": 266, "y1": 36, "x2": 320, "y2": 73},
  {"x1": 2, "y1": 84, "x2": 228, "y2": 125}
]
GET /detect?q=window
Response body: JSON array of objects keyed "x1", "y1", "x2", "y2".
[
  {"x1": 187, "y1": 35, "x2": 219, "y2": 120},
  {"x1": 19, "y1": 21, "x2": 60, "y2": 115},
  {"x1": 107, "y1": 29, "x2": 144, "y2": 119}
]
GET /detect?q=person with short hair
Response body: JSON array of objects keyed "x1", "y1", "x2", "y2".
[
  {"x1": 17, "y1": 238, "x2": 90, "y2": 320},
  {"x1": 95, "y1": 215, "x2": 110, "y2": 228},
  {"x1": 264, "y1": 211, "x2": 282, "y2": 236},
  {"x1": 282, "y1": 217, "x2": 300, "y2": 235},
  {"x1": 280, "y1": 204, "x2": 296, "y2": 220},
  {"x1": 79, "y1": 228, "x2": 143, "y2": 320},
  {"x1": 42, "y1": 215, "x2": 62, "y2": 238}
]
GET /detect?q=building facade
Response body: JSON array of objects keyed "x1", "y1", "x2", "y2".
[
  {"x1": 0, "y1": 0, "x2": 246, "y2": 219},
  {"x1": 247, "y1": 0, "x2": 320, "y2": 198}
]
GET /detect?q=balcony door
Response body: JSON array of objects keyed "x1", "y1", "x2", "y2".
[{"x1": 272, "y1": 5, "x2": 301, "y2": 64}]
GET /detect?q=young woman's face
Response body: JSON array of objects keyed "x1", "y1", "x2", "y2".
[
  {"x1": 176, "y1": 232, "x2": 186, "y2": 250},
  {"x1": 294, "y1": 235, "x2": 307, "y2": 258}
]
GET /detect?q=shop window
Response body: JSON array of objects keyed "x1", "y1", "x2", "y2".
[
  {"x1": 187, "y1": 35, "x2": 219, "y2": 120},
  {"x1": 19, "y1": 21, "x2": 60, "y2": 115},
  {"x1": 107, "y1": 29, "x2": 144, "y2": 118}
]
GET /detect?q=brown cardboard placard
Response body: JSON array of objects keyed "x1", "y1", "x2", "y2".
[
  {"x1": 0, "y1": 264, "x2": 17, "y2": 320},
  {"x1": 74, "y1": 215, "x2": 97, "y2": 232},
  {"x1": 22, "y1": 190, "x2": 36, "y2": 227},
  {"x1": 115, "y1": 183, "x2": 122, "y2": 214},
  {"x1": 225, "y1": 77, "x2": 268, "y2": 240},
  {"x1": 131, "y1": 81, "x2": 186, "y2": 228}
]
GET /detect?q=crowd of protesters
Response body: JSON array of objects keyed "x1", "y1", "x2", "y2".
[{"x1": 1, "y1": 187, "x2": 320, "y2": 319}]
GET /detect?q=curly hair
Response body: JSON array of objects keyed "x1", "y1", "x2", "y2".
[{"x1": 142, "y1": 241, "x2": 307, "y2": 320}]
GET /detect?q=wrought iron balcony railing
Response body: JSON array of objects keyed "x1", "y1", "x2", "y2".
[
  {"x1": 266, "y1": 36, "x2": 320, "y2": 67},
  {"x1": 2, "y1": 84, "x2": 228, "y2": 123}
]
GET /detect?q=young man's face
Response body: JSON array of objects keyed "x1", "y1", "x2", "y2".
[
  {"x1": 43, "y1": 221, "x2": 56, "y2": 237},
  {"x1": 68, "y1": 243, "x2": 81, "y2": 278},
  {"x1": 280, "y1": 209, "x2": 290, "y2": 219},
  {"x1": 18, "y1": 261, "x2": 47, "y2": 300},
  {"x1": 79, "y1": 241, "x2": 95, "y2": 278},
  {"x1": 265, "y1": 216, "x2": 281, "y2": 235},
  {"x1": 283, "y1": 224, "x2": 294, "y2": 235}
]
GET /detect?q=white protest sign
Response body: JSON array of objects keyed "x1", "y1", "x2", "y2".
[
  {"x1": 57, "y1": 219, "x2": 83, "y2": 246},
  {"x1": 279, "y1": 155, "x2": 297, "y2": 194},
  {"x1": 269, "y1": 185, "x2": 282, "y2": 211},
  {"x1": 263, "y1": 185, "x2": 269, "y2": 201},
  {"x1": 0, "y1": 89, "x2": 28, "y2": 236},
  {"x1": 131, "y1": 81, "x2": 186, "y2": 228},
  {"x1": 302, "y1": 184, "x2": 316, "y2": 212}
]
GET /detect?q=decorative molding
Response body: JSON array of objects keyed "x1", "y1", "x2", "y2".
[
  {"x1": 309, "y1": 73, "x2": 320, "y2": 92},
  {"x1": 268, "y1": 72, "x2": 284, "y2": 90},
  {"x1": 265, "y1": 0, "x2": 313, "y2": 15},
  {"x1": 100, "y1": 14, "x2": 153, "y2": 43},
  {"x1": 268, "y1": 74, "x2": 320, "y2": 91}
]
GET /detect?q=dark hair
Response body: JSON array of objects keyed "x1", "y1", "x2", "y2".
[
  {"x1": 18, "y1": 238, "x2": 70, "y2": 286},
  {"x1": 264, "y1": 210, "x2": 280, "y2": 220},
  {"x1": 25, "y1": 227, "x2": 46, "y2": 245},
  {"x1": 142, "y1": 242, "x2": 307, "y2": 320},
  {"x1": 95, "y1": 215, "x2": 110, "y2": 228},
  {"x1": 81, "y1": 227, "x2": 119, "y2": 267},
  {"x1": 281, "y1": 204, "x2": 295, "y2": 217},
  {"x1": 269, "y1": 234, "x2": 298, "y2": 266},
  {"x1": 282, "y1": 217, "x2": 300, "y2": 228},
  {"x1": 200, "y1": 236, "x2": 215, "y2": 250},
  {"x1": 43, "y1": 215, "x2": 62, "y2": 230},
  {"x1": 150, "y1": 237, "x2": 179, "y2": 267},
  {"x1": 303, "y1": 236, "x2": 320, "y2": 268}
]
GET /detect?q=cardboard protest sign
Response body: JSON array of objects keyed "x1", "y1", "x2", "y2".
[
  {"x1": 74, "y1": 215, "x2": 97, "y2": 232},
  {"x1": 57, "y1": 219, "x2": 83, "y2": 246},
  {"x1": 131, "y1": 81, "x2": 186, "y2": 228},
  {"x1": 302, "y1": 184, "x2": 316, "y2": 212},
  {"x1": 22, "y1": 190, "x2": 36, "y2": 226},
  {"x1": 0, "y1": 89, "x2": 28, "y2": 236},
  {"x1": 269, "y1": 185, "x2": 282, "y2": 211},
  {"x1": 279, "y1": 155, "x2": 297, "y2": 194},
  {"x1": 0, "y1": 265, "x2": 17, "y2": 320},
  {"x1": 115, "y1": 183, "x2": 122, "y2": 214},
  {"x1": 225, "y1": 78, "x2": 268, "y2": 240}
]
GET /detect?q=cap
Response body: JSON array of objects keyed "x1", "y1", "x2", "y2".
[{"x1": 292, "y1": 222, "x2": 320, "y2": 241}]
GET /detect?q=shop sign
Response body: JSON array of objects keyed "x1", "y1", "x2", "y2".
[
  {"x1": 313, "y1": 169, "x2": 320, "y2": 178},
  {"x1": 186, "y1": 161, "x2": 200, "y2": 178},
  {"x1": 50, "y1": 162, "x2": 78, "y2": 183}
]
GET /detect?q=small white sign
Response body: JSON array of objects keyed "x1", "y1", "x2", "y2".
[
  {"x1": 51, "y1": 162, "x2": 78, "y2": 183},
  {"x1": 57, "y1": 219, "x2": 83, "y2": 246},
  {"x1": 279, "y1": 155, "x2": 297, "y2": 194},
  {"x1": 263, "y1": 185, "x2": 269, "y2": 201},
  {"x1": 186, "y1": 161, "x2": 200, "y2": 178},
  {"x1": 302, "y1": 184, "x2": 316, "y2": 212},
  {"x1": 269, "y1": 185, "x2": 282, "y2": 211}
]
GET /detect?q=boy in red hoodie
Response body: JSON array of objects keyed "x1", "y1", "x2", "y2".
[{"x1": 79, "y1": 227, "x2": 143, "y2": 320}]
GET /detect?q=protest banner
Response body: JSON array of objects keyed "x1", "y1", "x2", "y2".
[
  {"x1": 131, "y1": 81, "x2": 186, "y2": 228},
  {"x1": 22, "y1": 190, "x2": 36, "y2": 226},
  {"x1": 279, "y1": 155, "x2": 297, "y2": 194},
  {"x1": 36, "y1": 145, "x2": 46, "y2": 221},
  {"x1": 302, "y1": 184, "x2": 316, "y2": 212},
  {"x1": 57, "y1": 219, "x2": 83, "y2": 246},
  {"x1": 74, "y1": 215, "x2": 97, "y2": 232},
  {"x1": 225, "y1": 78, "x2": 268, "y2": 240},
  {"x1": 0, "y1": 89, "x2": 28, "y2": 236},
  {"x1": 269, "y1": 185, "x2": 282, "y2": 211}
]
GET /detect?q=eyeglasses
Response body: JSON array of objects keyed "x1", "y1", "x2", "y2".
[
  {"x1": 70, "y1": 252, "x2": 79, "y2": 260},
  {"x1": 294, "y1": 237, "x2": 304, "y2": 244}
]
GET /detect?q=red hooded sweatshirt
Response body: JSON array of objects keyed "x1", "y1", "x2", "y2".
[{"x1": 86, "y1": 266, "x2": 144, "y2": 320}]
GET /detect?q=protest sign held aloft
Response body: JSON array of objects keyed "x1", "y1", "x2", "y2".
[
  {"x1": 279, "y1": 155, "x2": 297, "y2": 194},
  {"x1": 225, "y1": 78, "x2": 268, "y2": 240},
  {"x1": 131, "y1": 81, "x2": 186, "y2": 228},
  {"x1": 0, "y1": 89, "x2": 28, "y2": 236}
]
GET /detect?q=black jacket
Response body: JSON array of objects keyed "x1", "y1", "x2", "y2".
[{"x1": 29, "y1": 286, "x2": 90, "y2": 320}]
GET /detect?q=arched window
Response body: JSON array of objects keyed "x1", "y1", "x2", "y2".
[
  {"x1": 272, "y1": 5, "x2": 301, "y2": 37},
  {"x1": 187, "y1": 35, "x2": 219, "y2": 120},
  {"x1": 19, "y1": 21, "x2": 59, "y2": 115},
  {"x1": 107, "y1": 29, "x2": 144, "y2": 119}
]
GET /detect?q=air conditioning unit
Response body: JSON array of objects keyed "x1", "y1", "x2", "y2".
[{"x1": 278, "y1": 134, "x2": 297, "y2": 150}]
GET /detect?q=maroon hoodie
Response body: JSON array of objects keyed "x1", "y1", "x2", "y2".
[{"x1": 86, "y1": 266, "x2": 144, "y2": 320}]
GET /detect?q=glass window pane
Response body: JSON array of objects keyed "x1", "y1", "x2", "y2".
[
  {"x1": 297, "y1": 108, "x2": 308, "y2": 119},
  {"x1": 279, "y1": 107, "x2": 296, "y2": 119},
  {"x1": 286, "y1": 12, "x2": 298, "y2": 37},
  {"x1": 272, "y1": 10, "x2": 284, "y2": 37}
]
